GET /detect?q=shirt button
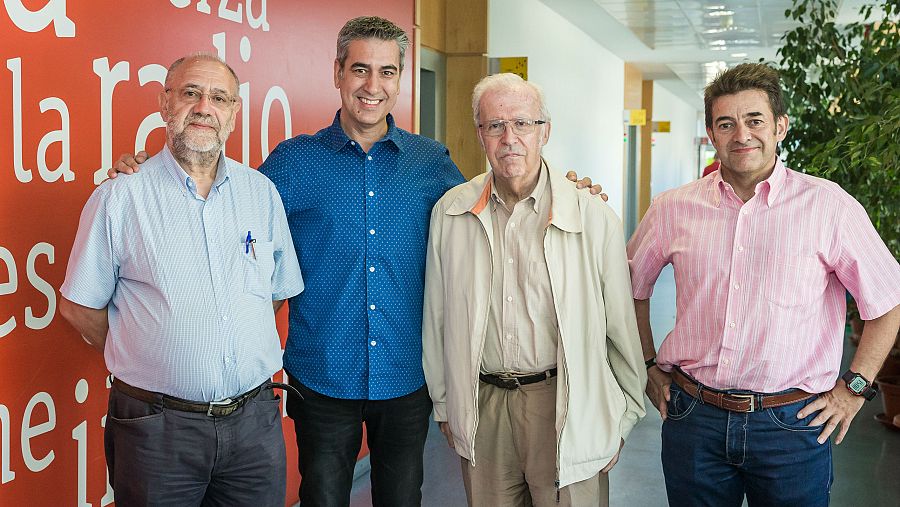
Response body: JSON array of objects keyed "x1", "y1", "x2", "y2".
[
  {"x1": 222, "y1": 315, "x2": 229, "y2": 321},
  {"x1": 729, "y1": 322, "x2": 736, "y2": 328},
  {"x1": 370, "y1": 304, "x2": 376, "y2": 310},
  {"x1": 369, "y1": 266, "x2": 375, "y2": 272},
  {"x1": 506, "y1": 296, "x2": 513, "y2": 302},
  {"x1": 350, "y1": 141, "x2": 356, "y2": 146},
  {"x1": 734, "y1": 283, "x2": 740, "y2": 290},
  {"x1": 224, "y1": 356, "x2": 231, "y2": 363},
  {"x1": 368, "y1": 191, "x2": 375, "y2": 197},
  {"x1": 742, "y1": 209, "x2": 749, "y2": 215},
  {"x1": 738, "y1": 246, "x2": 744, "y2": 252},
  {"x1": 510, "y1": 222, "x2": 516, "y2": 228},
  {"x1": 507, "y1": 258, "x2": 514, "y2": 264},
  {"x1": 723, "y1": 358, "x2": 730, "y2": 365},
  {"x1": 370, "y1": 340, "x2": 377, "y2": 346},
  {"x1": 506, "y1": 334, "x2": 513, "y2": 340},
  {"x1": 369, "y1": 229, "x2": 376, "y2": 235},
  {"x1": 367, "y1": 155, "x2": 373, "y2": 161}
]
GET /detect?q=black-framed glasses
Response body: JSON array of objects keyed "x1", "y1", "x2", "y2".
[
  {"x1": 478, "y1": 118, "x2": 547, "y2": 137},
  {"x1": 166, "y1": 87, "x2": 238, "y2": 109}
]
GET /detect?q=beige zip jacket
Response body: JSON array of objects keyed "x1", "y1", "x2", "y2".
[{"x1": 422, "y1": 165, "x2": 647, "y2": 488}]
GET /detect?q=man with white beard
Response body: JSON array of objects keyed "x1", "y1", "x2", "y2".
[{"x1": 58, "y1": 54, "x2": 303, "y2": 506}]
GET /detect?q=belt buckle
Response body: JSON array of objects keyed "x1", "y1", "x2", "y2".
[
  {"x1": 207, "y1": 398, "x2": 234, "y2": 417},
  {"x1": 731, "y1": 393, "x2": 755, "y2": 413},
  {"x1": 497, "y1": 375, "x2": 521, "y2": 390}
]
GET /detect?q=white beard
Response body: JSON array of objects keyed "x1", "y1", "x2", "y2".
[{"x1": 168, "y1": 115, "x2": 225, "y2": 167}]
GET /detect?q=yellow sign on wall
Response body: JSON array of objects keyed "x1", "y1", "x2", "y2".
[
  {"x1": 653, "y1": 121, "x2": 671, "y2": 132},
  {"x1": 628, "y1": 109, "x2": 647, "y2": 126},
  {"x1": 498, "y1": 57, "x2": 528, "y2": 80}
]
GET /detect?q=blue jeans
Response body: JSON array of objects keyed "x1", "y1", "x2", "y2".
[
  {"x1": 286, "y1": 377, "x2": 432, "y2": 507},
  {"x1": 662, "y1": 382, "x2": 833, "y2": 507}
]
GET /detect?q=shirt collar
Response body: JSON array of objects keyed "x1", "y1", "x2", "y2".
[
  {"x1": 763, "y1": 158, "x2": 787, "y2": 206},
  {"x1": 161, "y1": 144, "x2": 229, "y2": 199},
  {"x1": 489, "y1": 161, "x2": 548, "y2": 214},
  {"x1": 710, "y1": 157, "x2": 786, "y2": 208},
  {"x1": 321, "y1": 110, "x2": 406, "y2": 153}
]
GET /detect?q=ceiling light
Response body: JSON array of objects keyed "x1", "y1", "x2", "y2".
[
  {"x1": 708, "y1": 10, "x2": 734, "y2": 17},
  {"x1": 731, "y1": 52, "x2": 748, "y2": 57}
]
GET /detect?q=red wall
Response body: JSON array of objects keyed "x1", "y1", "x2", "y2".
[{"x1": 0, "y1": 1, "x2": 414, "y2": 504}]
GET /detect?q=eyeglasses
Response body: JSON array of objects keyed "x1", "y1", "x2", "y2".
[
  {"x1": 166, "y1": 87, "x2": 238, "y2": 109},
  {"x1": 478, "y1": 118, "x2": 547, "y2": 137}
]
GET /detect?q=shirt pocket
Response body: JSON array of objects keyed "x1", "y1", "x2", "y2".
[
  {"x1": 763, "y1": 252, "x2": 826, "y2": 308},
  {"x1": 243, "y1": 241, "x2": 275, "y2": 299}
]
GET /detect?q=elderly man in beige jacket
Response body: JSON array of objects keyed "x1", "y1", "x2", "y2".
[{"x1": 422, "y1": 73, "x2": 646, "y2": 506}]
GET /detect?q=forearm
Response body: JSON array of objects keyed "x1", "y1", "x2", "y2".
[
  {"x1": 634, "y1": 299, "x2": 656, "y2": 360},
  {"x1": 59, "y1": 297, "x2": 109, "y2": 352},
  {"x1": 850, "y1": 304, "x2": 900, "y2": 379},
  {"x1": 273, "y1": 299, "x2": 285, "y2": 313}
]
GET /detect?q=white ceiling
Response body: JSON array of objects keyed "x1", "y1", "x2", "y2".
[{"x1": 539, "y1": 0, "x2": 869, "y2": 108}]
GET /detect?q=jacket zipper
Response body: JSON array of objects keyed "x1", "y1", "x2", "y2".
[
  {"x1": 544, "y1": 230, "x2": 569, "y2": 503},
  {"x1": 470, "y1": 209, "x2": 494, "y2": 465}
]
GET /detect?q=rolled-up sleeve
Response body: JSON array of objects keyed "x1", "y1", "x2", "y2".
[
  {"x1": 627, "y1": 202, "x2": 668, "y2": 300},
  {"x1": 268, "y1": 183, "x2": 303, "y2": 301},
  {"x1": 832, "y1": 196, "x2": 900, "y2": 320},
  {"x1": 60, "y1": 186, "x2": 118, "y2": 309}
]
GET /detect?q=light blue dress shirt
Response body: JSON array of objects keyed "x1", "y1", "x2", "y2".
[{"x1": 61, "y1": 145, "x2": 303, "y2": 402}]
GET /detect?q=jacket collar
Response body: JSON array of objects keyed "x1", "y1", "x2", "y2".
[{"x1": 445, "y1": 158, "x2": 583, "y2": 233}]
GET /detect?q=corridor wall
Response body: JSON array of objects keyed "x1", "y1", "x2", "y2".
[
  {"x1": 0, "y1": 2, "x2": 414, "y2": 505},
  {"x1": 488, "y1": 0, "x2": 627, "y2": 217},
  {"x1": 650, "y1": 82, "x2": 703, "y2": 196}
]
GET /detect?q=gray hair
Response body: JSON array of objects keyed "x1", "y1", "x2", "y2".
[
  {"x1": 336, "y1": 16, "x2": 409, "y2": 72},
  {"x1": 472, "y1": 73, "x2": 551, "y2": 126},
  {"x1": 165, "y1": 53, "x2": 239, "y2": 93}
]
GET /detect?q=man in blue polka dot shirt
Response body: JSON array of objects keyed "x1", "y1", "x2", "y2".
[{"x1": 258, "y1": 16, "x2": 464, "y2": 507}]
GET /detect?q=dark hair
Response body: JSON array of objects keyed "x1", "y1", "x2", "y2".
[
  {"x1": 704, "y1": 63, "x2": 786, "y2": 128},
  {"x1": 336, "y1": 16, "x2": 409, "y2": 73}
]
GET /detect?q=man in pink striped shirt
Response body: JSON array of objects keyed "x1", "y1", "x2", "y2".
[{"x1": 628, "y1": 63, "x2": 900, "y2": 506}]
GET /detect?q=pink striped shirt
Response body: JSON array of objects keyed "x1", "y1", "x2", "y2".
[{"x1": 628, "y1": 160, "x2": 900, "y2": 393}]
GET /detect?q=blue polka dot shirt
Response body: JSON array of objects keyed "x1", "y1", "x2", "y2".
[{"x1": 260, "y1": 111, "x2": 465, "y2": 400}]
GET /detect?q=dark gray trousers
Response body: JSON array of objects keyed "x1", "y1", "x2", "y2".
[{"x1": 105, "y1": 381, "x2": 286, "y2": 506}]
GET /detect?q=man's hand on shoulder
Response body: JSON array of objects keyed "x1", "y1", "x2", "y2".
[
  {"x1": 565, "y1": 170, "x2": 608, "y2": 201},
  {"x1": 646, "y1": 366, "x2": 672, "y2": 420},
  {"x1": 107, "y1": 150, "x2": 149, "y2": 179},
  {"x1": 797, "y1": 381, "x2": 865, "y2": 445}
]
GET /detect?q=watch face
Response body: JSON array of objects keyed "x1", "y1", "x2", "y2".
[{"x1": 848, "y1": 376, "x2": 868, "y2": 394}]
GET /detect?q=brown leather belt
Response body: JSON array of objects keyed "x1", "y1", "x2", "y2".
[
  {"x1": 671, "y1": 367, "x2": 815, "y2": 413},
  {"x1": 480, "y1": 368, "x2": 557, "y2": 390},
  {"x1": 113, "y1": 378, "x2": 268, "y2": 417}
]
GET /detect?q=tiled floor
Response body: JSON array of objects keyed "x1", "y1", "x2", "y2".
[{"x1": 349, "y1": 266, "x2": 900, "y2": 506}]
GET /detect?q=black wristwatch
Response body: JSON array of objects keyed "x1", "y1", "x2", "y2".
[
  {"x1": 841, "y1": 370, "x2": 878, "y2": 401},
  {"x1": 644, "y1": 357, "x2": 657, "y2": 370}
]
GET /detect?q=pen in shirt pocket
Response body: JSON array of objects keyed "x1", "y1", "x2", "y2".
[{"x1": 245, "y1": 230, "x2": 256, "y2": 260}]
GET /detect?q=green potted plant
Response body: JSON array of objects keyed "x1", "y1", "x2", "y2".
[{"x1": 777, "y1": 0, "x2": 899, "y2": 421}]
